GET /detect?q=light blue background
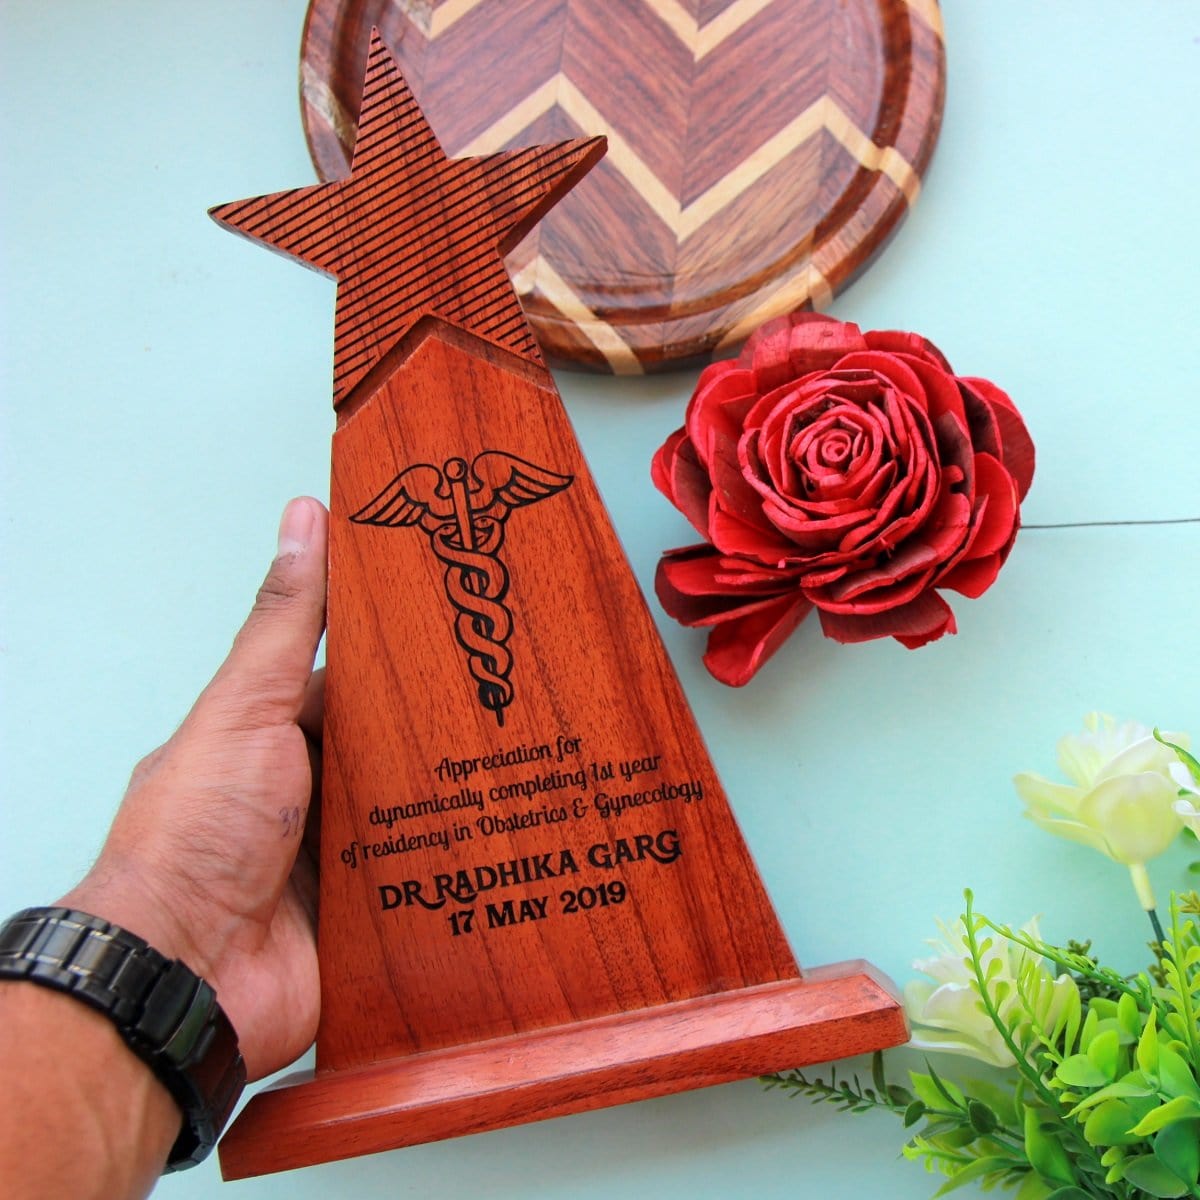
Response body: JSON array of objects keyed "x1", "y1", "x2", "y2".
[{"x1": 3, "y1": 3, "x2": 1200, "y2": 1197}]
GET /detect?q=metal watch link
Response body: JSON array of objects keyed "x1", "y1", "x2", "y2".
[{"x1": 0, "y1": 906, "x2": 246, "y2": 1172}]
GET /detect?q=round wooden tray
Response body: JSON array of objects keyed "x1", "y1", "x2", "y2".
[{"x1": 300, "y1": 0, "x2": 945, "y2": 374}]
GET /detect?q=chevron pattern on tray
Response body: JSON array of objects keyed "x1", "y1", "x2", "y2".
[{"x1": 301, "y1": 0, "x2": 945, "y2": 373}]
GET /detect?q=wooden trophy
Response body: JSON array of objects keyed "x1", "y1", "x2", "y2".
[{"x1": 210, "y1": 30, "x2": 907, "y2": 1180}]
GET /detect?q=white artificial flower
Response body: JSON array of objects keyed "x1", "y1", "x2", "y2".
[
  {"x1": 1014, "y1": 713, "x2": 1189, "y2": 908},
  {"x1": 1171, "y1": 759, "x2": 1200, "y2": 836},
  {"x1": 905, "y1": 917, "x2": 1077, "y2": 1068}
]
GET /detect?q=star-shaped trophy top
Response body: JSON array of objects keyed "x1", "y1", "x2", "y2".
[{"x1": 210, "y1": 29, "x2": 605, "y2": 409}]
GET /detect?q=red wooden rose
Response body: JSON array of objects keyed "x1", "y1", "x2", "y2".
[{"x1": 651, "y1": 313, "x2": 1035, "y2": 686}]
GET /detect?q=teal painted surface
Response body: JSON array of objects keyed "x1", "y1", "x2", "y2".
[{"x1": 2, "y1": 3, "x2": 1199, "y2": 1196}]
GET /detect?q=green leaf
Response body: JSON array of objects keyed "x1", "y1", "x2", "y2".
[
  {"x1": 1122, "y1": 1153, "x2": 1189, "y2": 1198},
  {"x1": 1086, "y1": 1028, "x2": 1120, "y2": 1079},
  {"x1": 1130, "y1": 1095, "x2": 1200, "y2": 1137},
  {"x1": 1119, "y1": 992, "x2": 1142, "y2": 1042},
  {"x1": 970, "y1": 1079, "x2": 1020, "y2": 1127},
  {"x1": 1015, "y1": 1175, "x2": 1055, "y2": 1200},
  {"x1": 1157, "y1": 1045, "x2": 1200, "y2": 1101},
  {"x1": 939, "y1": 1125, "x2": 980, "y2": 1150},
  {"x1": 1024, "y1": 1109, "x2": 1075, "y2": 1186},
  {"x1": 1155, "y1": 729, "x2": 1200, "y2": 784},
  {"x1": 1056, "y1": 1054, "x2": 1110, "y2": 1089},
  {"x1": 903, "y1": 1100, "x2": 927, "y2": 1128},
  {"x1": 887, "y1": 1084, "x2": 914, "y2": 1107},
  {"x1": 967, "y1": 1100, "x2": 999, "y2": 1135},
  {"x1": 1154, "y1": 1121, "x2": 1200, "y2": 1186},
  {"x1": 931, "y1": 1156, "x2": 1015, "y2": 1198},
  {"x1": 911, "y1": 1072, "x2": 950, "y2": 1112},
  {"x1": 1043, "y1": 1190, "x2": 1094, "y2": 1200},
  {"x1": 927, "y1": 1062, "x2": 967, "y2": 1109},
  {"x1": 1079, "y1": 1008, "x2": 1100, "y2": 1052},
  {"x1": 1068, "y1": 1072, "x2": 1155, "y2": 1115},
  {"x1": 1054, "y1": 985, "x2": 1083, "y2": 1057},
  {"x1": 1083, "y1": 1099, "x2": 1144, "y2": 1148},
  {"x1": 1137, "y1": 1008, "x2": 1161, "y2": 1075},
  {"x1": 1101, "y1": 1145, "x2": 1129, "y2": 1185}
]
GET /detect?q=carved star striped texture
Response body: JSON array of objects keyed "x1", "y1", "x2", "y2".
[
  {"x1": 211, "y1": 32, "x2": 604, "y2": 407},
  {"x1": 301, "y1": 0, "x2": 944, "y2": 374}
]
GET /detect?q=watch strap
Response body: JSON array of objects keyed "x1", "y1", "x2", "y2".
[{"x1": 0, "y1": 906, "x2": 246, "y2": 1171}]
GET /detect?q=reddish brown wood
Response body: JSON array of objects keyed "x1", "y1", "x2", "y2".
[
  {"x1": 219, "y1": 966, "x2": 905, "y2": 1178},
  {"x1": 211, "y1": 31, "x2": 906, "y2": 1179},
  {"x1": 299, "y1": 0, "x2": 946, "y2": 373}
]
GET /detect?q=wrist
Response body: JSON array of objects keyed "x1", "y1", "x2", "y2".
[
  {"x1": 60, "y1": 855, "x2": 220, "y2": 986},
  {"x1": 0, "y1": 982, "x2": 180, "y2": 1200},
  {"x1": 0, "y1": 906, "x2": 246, "y2": 1174}
]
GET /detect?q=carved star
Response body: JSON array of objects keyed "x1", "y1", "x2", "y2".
[{"x1": 210, "y1": 28, "x2": 605, "y2": 407}]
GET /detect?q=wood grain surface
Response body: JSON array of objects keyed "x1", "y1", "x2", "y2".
[
  {"x1": 300, "y1": 0, "x2": 945, "y2": 373},
  {"x1": 211, "y1": 31, "x2": 906, "y2": 1178}
]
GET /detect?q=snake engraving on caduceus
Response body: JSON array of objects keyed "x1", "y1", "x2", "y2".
[{"x1": 349, "y1": 451, "x2": 574, "y2": 726}]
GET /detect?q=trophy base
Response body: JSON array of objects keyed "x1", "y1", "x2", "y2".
[{"x1": 218, "y1": 961, "x2": 907, "y2": 1180}]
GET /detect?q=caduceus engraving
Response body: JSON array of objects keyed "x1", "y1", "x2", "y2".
[{"x1": 350, "y1": 451, "x2": 574, "y2": 726}]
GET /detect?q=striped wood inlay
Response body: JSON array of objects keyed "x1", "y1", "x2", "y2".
[
  {"x1": 213, "y1": 31, "x2": 603, "y2": 406},
  {"x1": 302, "y1": 0, "x2": 945, "y2": 372}
]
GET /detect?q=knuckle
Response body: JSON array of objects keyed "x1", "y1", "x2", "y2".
[
  {"x1": 254, "y1": 566, "x2": 304, "y2": 611},
  {"x1": 127, "y1": 745, "x2": 168, "y2": 790}
]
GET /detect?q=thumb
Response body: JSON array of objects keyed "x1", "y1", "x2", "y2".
[{"x1": 198, "y1": 496, "x2": 329, "y2": 728}]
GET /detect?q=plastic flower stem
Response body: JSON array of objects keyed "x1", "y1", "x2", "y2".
[
  {"x1": 1147, "y1": 905, "x2": 1166, "y2": 948},
  {"x1": 1167, "y1": 897, "x2": 1200, "y2": 1064},
  {"x1": 961, "y1": 892, "x2": 1111, "y2": 1198},
  {"x1": 1128, "y1": 863, "x2": 1157, "y2": 914},
  {"x1": 961, "y1": 898, "x2": 1061, "y2": 1111},
  {"x1": 978, "y1": 916, "x2": 1142, "y2": 1001}
]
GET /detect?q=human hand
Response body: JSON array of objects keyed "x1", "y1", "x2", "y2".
[{"x1": 61, "y1": 496, "x2": 329, "y2": 1080}]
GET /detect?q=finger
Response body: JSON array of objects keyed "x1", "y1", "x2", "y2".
[{"x1": 198, "y1": 497, "x2": 329, "y2": 729}]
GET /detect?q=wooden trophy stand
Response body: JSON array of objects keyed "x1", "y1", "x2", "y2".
[{"x1": 210, "y1": 30, "x2": 907, "y2": 1180}]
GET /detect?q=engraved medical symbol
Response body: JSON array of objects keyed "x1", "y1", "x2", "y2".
[{"x1": 350, "y1": 452, "x2": 573, "y2": 726}]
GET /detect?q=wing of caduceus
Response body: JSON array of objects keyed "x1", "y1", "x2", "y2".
[
  {"x1": 348, "y1": 453, "x2": 573, "y2": 726},
  {"x1": 348, "y1": 463, "x2": 452, "y2": 532},
  {"x1": 469, "y1": 451, "x2": 574, "y2": 526}
]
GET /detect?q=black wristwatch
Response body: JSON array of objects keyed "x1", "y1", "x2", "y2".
[{"x1": 0, "y1": 906, "x2": 246, "y2": 1172}]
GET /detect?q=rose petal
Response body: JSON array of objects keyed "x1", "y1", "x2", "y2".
[
  {"x1": 710, "y1": 427, "x2": 774, "y2": 530},
  {"x1": 957, "y1": 381, "x2": 1001, "y2": 460},
  {"x1": 934, "y1": 456, "x2": 1021, "y2": 593},
  {"x1": 963, "y1": 376, "x2": 1035, "y2": 499},
  {"x1": 863, "y1": 328, "x2": 954, "y2": 372},
  {"x1": 805, "y1": 553, "x2": 938, "y2": 612},
  {"x1": 741, "y1": 313, "x2": 868, "y2": 389},
  {"x1": 839, "y1": 397, "x2": 939, "y2": 554},
  {"x1": 833, "y1": 351, "x2": 929, "y2": 413},
  {"x1": 936, "y1": 551, "x2": 1002, "y2": 599},
  {"x1": 897, "y1": 353, "x2": 969, "y2": 428},
  {"x1": 709, "y1": 504, "x2": 797, "y2": 562},
  {"x1": 659, "y1": 546, "x2": 798, "y2": 599},
  {"x1": 651, "y1": 429, "x2": 713, "y2": 539},
  {"x1": 817, "y1": 590, "x2": 956, "y2": 646},
  {"x1": 686, "y1": 365, "x2": 758, "y2": 463},
  {"x1": 702, "y1": 593, "x2": 813, "y2": 685},
  {"x1": 652, "y1": 317, "x2": 1030, "y2": 683},
  {"x1": 656, "y1": 546, "x2": 800, "y2": 626},
  {"x1": 965, "y1": 453, "x2": 1019, "y2": 559}
]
